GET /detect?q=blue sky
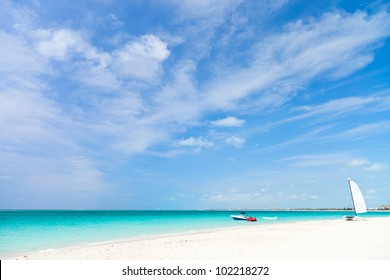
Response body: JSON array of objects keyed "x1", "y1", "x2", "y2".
[{"x1": 1, "y1": 0, "x2": 390, "y2": 210}]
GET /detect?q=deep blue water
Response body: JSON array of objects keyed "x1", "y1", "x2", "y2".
[{"x1": 1, "y1": 210, "x2": 389, "y2": 258}]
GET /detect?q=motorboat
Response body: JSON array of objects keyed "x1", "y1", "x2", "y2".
[{"x1": 231, "y1": 212, "x2": 257, "y2": 222}]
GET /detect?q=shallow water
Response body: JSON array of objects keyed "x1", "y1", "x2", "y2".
[{"x1": 1, "y1": 209, "x2": 389, "y2": 257}]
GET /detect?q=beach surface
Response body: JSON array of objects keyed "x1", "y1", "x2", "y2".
[{"x1": 13, "y1": 217, "x2": 390, "y2": 260}]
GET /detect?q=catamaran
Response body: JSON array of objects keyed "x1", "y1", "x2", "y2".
[{"x1": 344, "y1": 178, "x2": 367, "y2": 221}]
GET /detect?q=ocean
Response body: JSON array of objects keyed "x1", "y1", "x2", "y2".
[{"x1": 1, "y1": 209, "x2": 390, "y2": 258}]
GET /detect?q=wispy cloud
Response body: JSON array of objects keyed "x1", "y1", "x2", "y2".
[
  {"x1": 108, "y1": 14, "x2": 124, "y2": 29},
  {"x1": 256, "y1": 92, "x2": 390, "y2": 153},
  {"x1": 347, "y1": 159, "x2": 387, "y2": 172},
  {"x1": 347, "y1": 159, "x2": 370, "y2": 167},
  {"x1": 111, "y1": 34, "x2": 171, "y2": 81},
  {"x1": 224, "y1": 136, "x2": 245, "y2": 148},
  {"x1": 283, "y1": 154, "x2": 387, "y2": 173},
  {"x1": 276, "y1": 95, "x2": 390, "y2": 125},
  {"x1": 33, "y1": 29, "x2": 87, "y2": 61},
  {"x1": 324, "y1": 121, "x2": 390, "y2": 141},
  {"x1": 211, "y1": 116, "x2": 245, "y2": 127},
  {"x1": 282, "y1": 153, "x2": 353, "y2": 168},
  {"x1": 177, "y1": 136, "x2": 214, "y2": 148},
  {"x1": 207, "y1": 191, "x2": 261, "y2": 202},
  {"x1": 205, "y1": 9, "x2": 390, "y2": 111},
  {"x1": 362, "y1": 162, "x2": 386, "y2": 171},
  {"x1": 167, "y1": 0, "x2": 243, "y2": 20},
  {"x1": 205, "y1": 189, "x2": 319, "y2": 205}
]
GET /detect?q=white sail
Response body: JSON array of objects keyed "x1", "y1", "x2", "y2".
[{"x1": 348, "y1": 179, "x2": 367, "y2": 214}]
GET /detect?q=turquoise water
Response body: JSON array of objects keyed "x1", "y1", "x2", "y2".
[{"x1": 1, "y1": 210, "x2": 390, "y2": 258}]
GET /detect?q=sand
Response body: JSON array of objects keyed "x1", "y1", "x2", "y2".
[{"x1": 12, "y1": 217, "x2": 390, "y2": 260}]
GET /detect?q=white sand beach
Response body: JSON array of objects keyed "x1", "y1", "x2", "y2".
[{"x1": 13, "y1": 217, "x2": 390, "y2": 260}]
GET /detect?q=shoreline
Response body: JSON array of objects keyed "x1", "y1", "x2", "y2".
[
  {"x1": 8, "y1": 217, "x2": 390, "y2": 260},
  {"x1": 5, "y1": 224, "x2": 258, "y2": 260}
]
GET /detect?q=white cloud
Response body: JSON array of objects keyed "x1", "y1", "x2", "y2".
[
  {"x1": 343, "y1": 158, "x2": 387, "y2": 172},
  {"x1": 327, "y1": 121, "x2": 390, "y2": 142},
  {"x1": 149, "y1": 60, "x2": 201, "y2": 125},
  {"x1": 207, "y1": 191, "x2": 261, "y2": 202},
  {"x1": 0, "y1": 25, "x2": 174, "y2": 157},
  {"x1": 205, "y1": 188, "x2": 320, "y2": 204},
  {"x1": 0, "y1": 10, "x2": 115, "y2": 200},
  {"x1": 164, "y1": 0, "x2": 245, "y2": 65},
  {"x1": 112, "y1": 34, "x2": 170, "y2": 81},
  {"x1": 0, "y1": 151, "x2": 109, "y2": 200},
  {"x1": 177, "y1": 136, "x2": 214, "y2": 148},
  {"x1": 283, "y1": 153, "x2": 352, "y2": 168},
  {"x1": 225, "y1": 136, "x2": 245, "y2": 148},
  {"x1": 288, "y1": 193, "x2": 319, "y2": 201},
  {"x1": 0, "y1": 0, "x2": 38, "y2": 33},
  {"x1": 33, "y1": 29, "x2": 86, "y2": 60},
  {"x1": 278, "y1": 95, "x2": 389, "y2": 125},
  {"x1": 168, "y1": 0, "x2": 242, "y2": 20},
  {"x1": 0, "y1": 89, "x2": 61, "y2": 145},
  {"x1": 212, "y1": 116, "x2": 245, "y2": 127},
  {"x1": 363, "y1": 163, "x2": 386, "y2": 171},
  {"x1": 284, "y1": 154, "x2": 388, "y2": 173},
  {"x1": 31, "y1": 29, "x2": 171, "y2": 85},
  {"x1": 112, "y1": 126, "x2": 170, "y2": 154},
  {"x1": 68, "y1": 8, "x2": 390, "y2": 159},
  {"x1": 0, "y1": 31, "x2": 47, "y2": 89},
  {"x1": 348, "y1": 159, "x2": 369, "y2": 167},
  {"x1": 108, "y1": 14, "x2": 124, "y2": 29}
]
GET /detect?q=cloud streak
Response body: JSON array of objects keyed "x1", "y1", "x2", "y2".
[{"x1": 205, "y1": 9, "x2": 390, "y2": 112}]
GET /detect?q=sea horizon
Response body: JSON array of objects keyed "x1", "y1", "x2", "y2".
[{"x1": 2, "y1": 207, "x2": 389, "y2": 211}]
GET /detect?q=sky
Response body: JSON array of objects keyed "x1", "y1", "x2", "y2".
[{"x1": 1, "y1": 0, "x2": 390, "y2": 210}]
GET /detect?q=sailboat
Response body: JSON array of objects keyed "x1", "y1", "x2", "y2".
[{"x1": 344, "y1": 178, "x2": 367, "y2": 221}]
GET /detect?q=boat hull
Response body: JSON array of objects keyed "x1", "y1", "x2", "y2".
[
  {"x1": 343, "y1": 215, "x2": 365, "y2": 221},
  {"x1": 231, "y1": 215, "x2": 246, "y2": 220}
]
